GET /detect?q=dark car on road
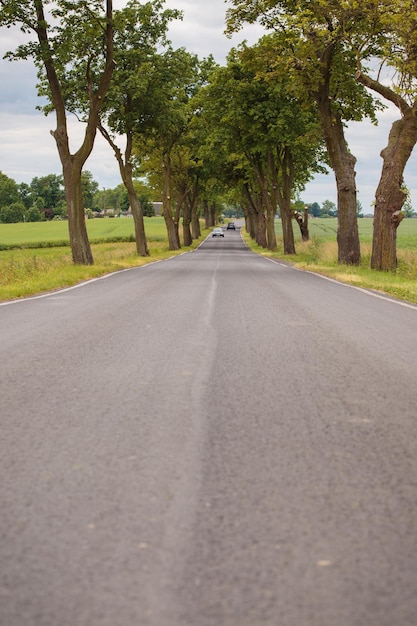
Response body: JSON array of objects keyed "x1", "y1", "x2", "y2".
[{"x1": 227, "y1": 222, "x2": 236, "y2": 230}]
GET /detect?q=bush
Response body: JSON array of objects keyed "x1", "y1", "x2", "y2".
[{"x1": 0, "y1": 202, "x2": 26, "y2": 223}]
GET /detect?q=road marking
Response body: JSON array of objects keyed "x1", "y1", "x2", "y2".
[{"x1": 305, "y1": 269, "x2": 417, "y2": 311}]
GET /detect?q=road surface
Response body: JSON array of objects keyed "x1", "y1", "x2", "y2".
[{"x1": 2, "y1": 227, "x2": 417, "y2": 626}]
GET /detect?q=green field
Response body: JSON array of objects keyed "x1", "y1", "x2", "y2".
[
  {"x1": 275, "y1": 216, "x2": 417, "y2": 248},
  {"x1": 0, "y1": 216, "x2": 168, "y2": 249}
]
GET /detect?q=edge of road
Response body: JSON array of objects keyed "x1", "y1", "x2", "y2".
[
  {"x1": 2, "y1": 229, "x2": 417, "y2": 313},
  {"x1": 238, "y1": 229, "x2": 417, "y2": 313}
]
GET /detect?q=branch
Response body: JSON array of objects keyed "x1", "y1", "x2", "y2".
[
  {"x1": 98, "y1": 122, "x2": 122, "y2": 162},
  {"x1": 355, "y1": 69, "x2": 410, "y2": 115}
]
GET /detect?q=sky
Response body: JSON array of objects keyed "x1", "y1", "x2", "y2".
[{"x1": 0, "y1": 0, "x2": 416, "y2": 213}]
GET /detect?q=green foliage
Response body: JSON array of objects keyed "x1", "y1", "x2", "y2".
[
  {"x1": 308, "y1": 202, "x2": 321, "y2": 217},
  {"x1": 29, "y1": 174, "x2": 64, "y2": 209},
  {"x1": 0, "y1": 171, "x2": 102, "y2": 222},
  {"x1": 0, "y1": 202, "x2": 25, "y2": 223},
  {"x1": 227, "y1": 1, "x2": 379, "y2": 118},
  {"x1": 26, "y1": 206, "x2": 42, "y2": 222},
  {"x1": 81, "y1": 171, "x2": 99, "y2": 209},
  {"x1": 196, "y1": 41, "x2": 326, "y2": 213},
  {"x1": 321, "y1": 199, "x2": 338, "y2": 217},
  {"x1": 0, "y1": 172, "x2": 20, "y2": 208}
]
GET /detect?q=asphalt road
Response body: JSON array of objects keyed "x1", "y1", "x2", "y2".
[{"x1": 2, "y1": 226, "x2": 417, "y2": 626}]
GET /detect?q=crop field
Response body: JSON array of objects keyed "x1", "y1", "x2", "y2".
[
  {"x1": 2, "y1": 216, "x2": 416, "y2": 249},
  {"x1": 276, "y1": 216, "x2": 417, "y2": 247},
  {"x1": 0, "y1": 216, "x2": 168, "y2": 249}
]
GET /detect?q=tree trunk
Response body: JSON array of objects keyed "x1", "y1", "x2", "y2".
[
  {"x1": 371, "y1": 115, "x2": 417, "y2": 270},
  {"x1": 36, "y1": 0, "x2": 115, "y2": 265},
  {"x1": 293, "y1": 209, "x2": 310, "y2": 241},
  {"x1": 316, "y1": 57, "x2": 360, "y2": 265},
  {"x1": 354, "y1": 71, "x2": 417, "y2": 269},
  {"x1": 62, "y1": 161, "x2": 93, "y2": 265},
  {"x1": 98, "y1": 127, "x2": 149, "y2": 257},
  {"x1": 252, "y1": 161, "x2": 271, "y2": 249},
  {"x1": 273, "y1": 148, "x2": 295, "y2": 253},
  {"x1": 260, "y1": 170, "x2": 276, "y2": 250},
  {"x1": 191, "y1": 202, "x2": 201, "y2": 239},
  {"x1": 130, "y1": 194, "x2": 149, "y2": 257},
  {"x1": 257, "y1": 209, "x2": 267, "y2": 248},
  {"x1": 242, "y1": 184, "x2": 257, "y2": 240},
  {"x1": 266, "y1": 206, "x2": 277, "y2": 250},
  {"x1": 246, "y1": 209, "x2": 256, "y2": 240},
  {"x1": 265, "y1": 152, "x2": 278, "y2": 250},
  {"x1": 162, "y1": 153, "x2": 180, "y2": 250},
  {"x1": 209, "y1": 203, "x2": 217, "y2": 227},
  {"x1": 335, "y1": 152, "x2": 360, "y2": 265},
  {"x1": 204, "y1": 201, "x2": 216, "y2": 228},
  {"x1": 204, "y1": 200, "x2": 210, "y2": 229},
  {"x1": 190, "y1": 182, "x2": 200, "y2": 240},
  {"x1": 182, "y1": 200, "x2": 192, "y2": 246},
  {"x1": 281, "y1": 206, "x2": 296, "y2": 254}
]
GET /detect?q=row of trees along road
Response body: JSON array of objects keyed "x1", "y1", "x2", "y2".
[
  {"x1": 226, "y1": 0, "x2": 417, "y2": 269},
  {"x1": 1, "y1": 1, "x2": 417, "y2": 270}
]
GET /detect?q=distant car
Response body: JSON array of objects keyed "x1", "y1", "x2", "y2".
[
  {"x1": 212, "y1": 228, "x2": 224, "y2": 237},
  {"x1": 227, "y1": 222, "x2": 236, "y2": 230}
]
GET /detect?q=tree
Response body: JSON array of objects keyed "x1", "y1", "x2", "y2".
[
  {"x1": 226, "y1": 0, "x2": 378, "y2": 265},
  {"x1": 0, "y1": 0, "x2": 116, "y2": 264},
  {"x1": 309, "y1": 202, "x2": 321, "y2": 217},
  {"x1": 322, "y1": 199, "x2": 337, "y2": 217},
  {"x1": 198, "y1": 42, "x2": 325, "y2": 253},
  {"x1": 402, "y1": 188, "x2": 416, "y2": 218},
  {"x1": 29, "y1": 174, "x2": 65, "y2": 210},
  {"x1": 352, "y1": 0, "x2": 417, "y2": 269},
  {"x1": 0, "y1": 171, "x2": 19, "y2": 208},
  {"x1": 26, "y1": 205, "x2": 42, "y2": 222},
  {"x1": 136, "y1": 48, "x2": 210, "y2": 250},
  {"x1": 96, "y1": 1, "x2": 181, "y2": 256},
  {"x1": 0, "y1": 201, "x2": 25, "y2": 223},
  {"x1": 80, "y1": 171, "x2": 99, "y2": 210},
  {"x1": 18, "y1": 182, "x2": 32, "y2": 210}
]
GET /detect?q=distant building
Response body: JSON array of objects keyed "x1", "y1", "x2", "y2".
[{"x1": 153, "y1": 202, "x2": 162, "y2": 216}]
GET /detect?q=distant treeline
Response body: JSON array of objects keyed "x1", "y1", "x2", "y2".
[{"x1": 0, "y1": 171, "x2": 156, "y2": 223}]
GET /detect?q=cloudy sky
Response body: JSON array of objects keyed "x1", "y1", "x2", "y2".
[{"x1": 0, "y1": 0, "x2": 416, "y2": 213}]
